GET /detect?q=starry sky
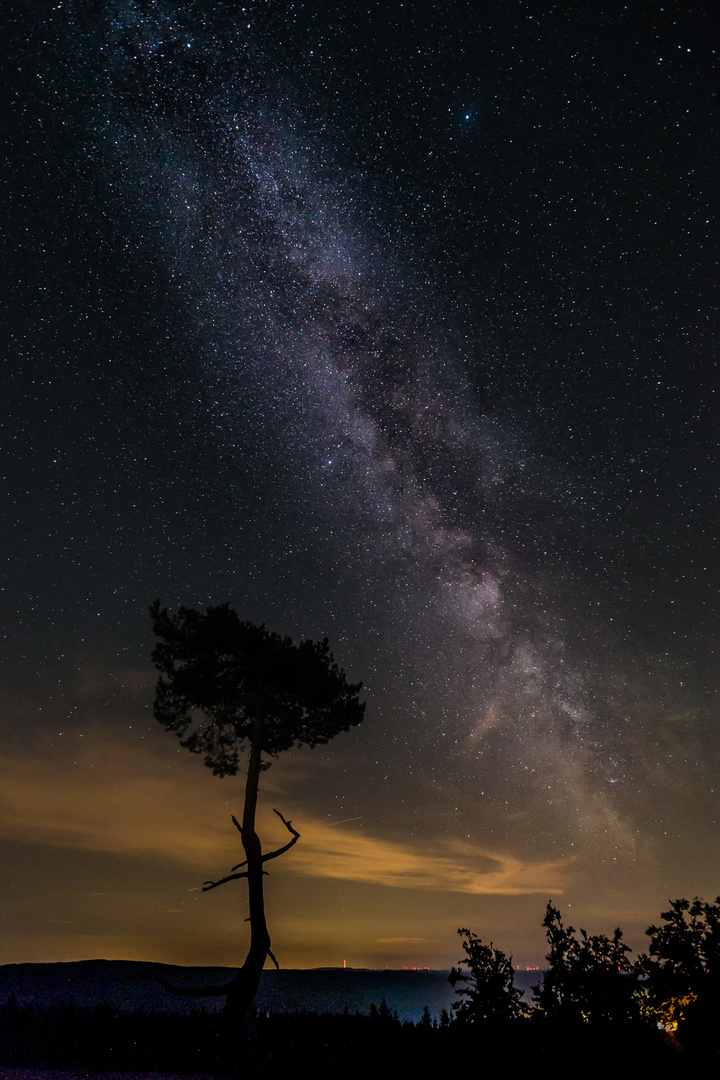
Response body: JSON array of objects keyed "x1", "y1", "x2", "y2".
[{"x1": 2, "y1": 0, "x2": 717, "y2": 972}]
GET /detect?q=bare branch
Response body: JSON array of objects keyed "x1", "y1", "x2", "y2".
[
  {"x1": 229, "y1": 814, "x2": 248, "y2": 870},
  {"x1": 259, "y1": 808, "x2": 301, "y2": 864},
  {"x1": 274, "y1": 807, "x2": 300, "y2": 837},
  {"x1": 202, "y1": 870, "x2": 249, "y2": 892},
  {"x1": 202, "y1": 869, "x2": 269, "y2": 892},
  {"x1": 206, "y1": 809, "x2": 300, "y2": 886},
  {"x1": 268, "y1": 949, "x2": 280, "y2": 970},
  {"x1": 230, "y1": 809, "x2": 299, "y2": 869}
]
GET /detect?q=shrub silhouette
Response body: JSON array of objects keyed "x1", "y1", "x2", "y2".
[
  {"x1": 533, "y1": 902, "x2": 639, "y2": 1023},
  {"x1": 449, "y1": 928, "x2": 526, "y2": 1023}
]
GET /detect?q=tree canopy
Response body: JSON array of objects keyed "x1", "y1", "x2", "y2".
[
  {"x1": 449, "y1": 928, "x2": 526, "y2": 1023},
  {"x1": 639, "y1": 896, "x2": 720, "y2": 1041},
  {"x1": 150, "y1": 600, "x2": 365, "y2": 775},
  {"x1": 533, "y1": 902, "x2": 638, "y2": 1024}
]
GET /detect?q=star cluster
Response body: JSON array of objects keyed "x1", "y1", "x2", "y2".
[{"x1": 2, "y1": 0, "x2": 717, "y2": 967}]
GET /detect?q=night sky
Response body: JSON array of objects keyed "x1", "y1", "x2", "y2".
[{"x1": 2, "y1": 1, "x2": 717, "y2": 972}]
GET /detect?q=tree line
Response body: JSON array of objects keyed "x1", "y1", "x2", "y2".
[{"x1": 452, "y1": 895, "x2": 720, "y2": 1057}]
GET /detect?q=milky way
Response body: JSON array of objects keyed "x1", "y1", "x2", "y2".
[
  {"x1": 76, "y1": 3, "x2": 632, "y2": 840},
  {"x1": 3, "y1": 0, "x2": 717, "y2": 965}
]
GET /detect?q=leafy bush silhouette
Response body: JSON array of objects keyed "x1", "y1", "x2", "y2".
[
  {"x1": 449, "y1": 928, "x2": 526, "y2": 1023},
  {"x1": 532, "y1": 902, "x2": 640, "y2": 1023},
  {"x1": 638, "y1": 895, "x2": 720, "y2": 1051}
]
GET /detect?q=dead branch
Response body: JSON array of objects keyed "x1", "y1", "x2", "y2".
[
  {"x1": 202, "y1": 868, "x2": 269, "y2": 892},
  {"x1": 260, "y1": 808, "x2": 300, "y2": 863},
  {"x1": 205, "y1": 808, "x2": 300, "y2": 887},
  {"x1": 229, "y1": 807, "x2": 300, "y2": 871},
  {"x1": 202, "y1": 870, "x2": 249, "y2": 892}
]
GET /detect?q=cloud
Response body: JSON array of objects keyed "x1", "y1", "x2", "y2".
[
  {"x1": 0, "y1": 733, "x2": 244, "y2": 869},
  {"x1": 291, "y1": 820, "x2": 567, "y2": 896},
  {"x1": 377, "y1": 937, "x2": 434, "y2": 945},
  {"x1": 0, "y1": 731, "x2": 566, "y2": 897}
]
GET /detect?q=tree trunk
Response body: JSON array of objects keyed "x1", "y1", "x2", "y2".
[{"x1": 223, "y1": 708, "x2": 270, "y2": 1026}]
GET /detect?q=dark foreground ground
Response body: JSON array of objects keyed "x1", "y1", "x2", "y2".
[
  {"x1": 0, "y1": 1000, "x2": 713, "y2": 1079},
  {"x1": 0, "y1": 1072, "x2": 224, "y2": 1079}
]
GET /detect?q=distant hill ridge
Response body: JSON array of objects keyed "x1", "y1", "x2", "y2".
[
  {"x1": 0, "y1": 960, "x2": 457, "y2": 1022},
  {"x1": 0, "y1": 960, "x2": 541, "y2": 1021}
]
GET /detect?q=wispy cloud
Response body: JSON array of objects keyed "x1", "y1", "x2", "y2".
[
  {"x1": 0, "y1": 734, "x2": 244, "y2": 868},
  {"x1": 291, "y1": 819, "x2": 566, "y2": 895},
  {"x1": 377, "y1": 937, "x2": 434, "y2": 945},
  {"x1": 0, "y1": 732, "x2": 566, "y2": 897}
]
